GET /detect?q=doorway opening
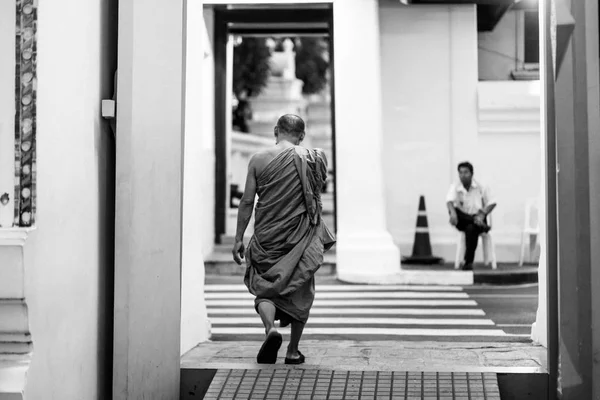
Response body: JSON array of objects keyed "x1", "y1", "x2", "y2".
[{"x1": 213, "y1": 5, "x2": 337, "y2": 246}]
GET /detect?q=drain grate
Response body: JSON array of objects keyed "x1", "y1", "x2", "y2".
[{"x1": 202, "y1": 369, "x2": 501, "y2": 399}]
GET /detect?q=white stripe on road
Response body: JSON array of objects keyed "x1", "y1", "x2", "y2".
[
  {"x1": 206, "y1": 299, "x2": 479, "y2": 307},
  {"x1": 208, "y1": 317, "x2": 495, "y2": 326},
  {"x1": 210, "y1": 327, "x2": 507, "y2": 336},
  {"x1": 205, "y1": 285, "x2": 464, "y2": 292},
  {"x1": 207, "y1": 308, "x2": 486, "y2": 316},
  {"x1": 497, "y1": 324, "x2": 533, "y2": 327},
  {"x1": 205, "y1": 292, "x2": 469, "y2": 299}
]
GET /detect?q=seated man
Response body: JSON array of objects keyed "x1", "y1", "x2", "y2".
[{"x1": 446, "y1": 161, "x2": 497, "y2": 270}]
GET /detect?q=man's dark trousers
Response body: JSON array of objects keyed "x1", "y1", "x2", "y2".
[{"x1": 455, "y1": 209, "x2": 490, "y2": 265}]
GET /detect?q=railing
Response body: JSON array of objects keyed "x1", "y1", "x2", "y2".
[{"x1": 230, "y1": 131, "x2": 273, "y2": 188}]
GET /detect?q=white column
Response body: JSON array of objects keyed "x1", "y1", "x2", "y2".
[
  {"x1": 180, "y1": 0, "x2": 210, "y2": 355},
  {"x1": 530, "y1": 0, "x2": 549, "y2": 346},
  {"x1": 112, "y1": 0, "x2": 185, "y2": 398},
  {"x1": 530, "y1": 99, "x2": 548, "y2": 346},
  {"x1": 449, "y1": 5, "x2": 479, "y2": 175},
  {"x1": 333, "y1": 0, "x2": 401, "y2": 282}
]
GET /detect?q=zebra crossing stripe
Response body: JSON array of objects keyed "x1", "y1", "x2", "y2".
[
  {"x1": 207, "y1": 308, "x2": 486, "y2": 316},
  {"x1": 204, "y1": 292, "x2": 469, "y2": 299},
  {"x1": 209, "y1": 327, "x2": 508, "y2": 336},
  {"x1": 201, "y1": 284, "x2": 531, "y2": 338},
  {"x1": 205, "y1": 285, "x2": 464, "y2": 292},
  {"x1": 206, "y1": 299, "x2": 479, "y2": 307},
  {"x1": 208, "y1": 317, "x2": 495, "y2": 326}
]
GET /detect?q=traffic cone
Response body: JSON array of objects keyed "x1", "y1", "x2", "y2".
[{"x1": 402, "y1": 195, "x2": 444, "y2": 265}]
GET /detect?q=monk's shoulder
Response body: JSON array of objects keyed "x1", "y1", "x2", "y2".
[
  {"x1": 250, "y1": 150, "x2": 270, "y2": 163},
  {"x1": 313, "y1": 147, "x2": 326, "y2": 158},
  {"x1": 309, "y1": 147, "x2": 328, "y2": 165},
  {"x1": 249, "y1": 151, "x2": 267, "y2": 168},
  {"x1": 249, "y1": 148, "x2": 276, "y2": 175}
]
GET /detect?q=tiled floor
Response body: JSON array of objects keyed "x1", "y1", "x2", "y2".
[{"x1": 203, "y1": 369, "x2": 501, "y2": 400}]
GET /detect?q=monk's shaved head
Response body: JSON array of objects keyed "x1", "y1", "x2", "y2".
[{"x1": 276, "y1": 114, "x2": 305, "y2": 138}]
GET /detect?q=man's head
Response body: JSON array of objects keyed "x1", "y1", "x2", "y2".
[
  {"x1": 275, "y1": 114, "x2": 305, "y2": 145},
  {"x1": 457, "y1": 161, "x2": 474, "y2": 187}
]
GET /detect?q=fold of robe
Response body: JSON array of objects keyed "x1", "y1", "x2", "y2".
[{"x1": 244, "y1": 146, "x2": 336, "y2": 324}]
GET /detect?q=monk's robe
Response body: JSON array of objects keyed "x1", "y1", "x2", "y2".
[{"x1": 244, "y1": 146, "x2": 336, "y2": 325}]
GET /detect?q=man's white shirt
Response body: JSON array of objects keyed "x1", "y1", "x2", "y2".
[{"x1": 446, "y1": 180, "x2": 496, "y2": 215}]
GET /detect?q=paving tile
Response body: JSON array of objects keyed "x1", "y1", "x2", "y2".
[{"x1": 202, "y1": 368, "x2": 501, "y2": 399}]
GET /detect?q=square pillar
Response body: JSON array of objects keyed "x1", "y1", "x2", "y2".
[
  {"x1": 333, "y1": 0, "x2": 401, "y2": 282},
  {"x1": 112, "y1": 0, "x2": 185, "y2": 397}
]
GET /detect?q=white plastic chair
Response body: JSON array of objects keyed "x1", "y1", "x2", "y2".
[
  {"x1": 519, "y1": 197, "x2": 540, "y2": 266},
  {"x1": 454, "y1": 216, "x2": 498, "y2": 269}
]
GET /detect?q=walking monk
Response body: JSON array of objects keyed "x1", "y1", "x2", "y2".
[{"x1": 232, "y1": 114, "x2": 336, "y2": 365}]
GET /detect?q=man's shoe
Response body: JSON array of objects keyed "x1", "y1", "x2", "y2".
[{"x1": 461, "y1": 263, "x2": 473, "y2": 271}]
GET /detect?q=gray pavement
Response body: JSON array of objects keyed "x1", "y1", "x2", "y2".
[
  {"x1": 181, "y1": 340, "x2": 546, "y2": 373},
  {"x1": 463, "y1": 284, "x2": 538, "y2": 336}
]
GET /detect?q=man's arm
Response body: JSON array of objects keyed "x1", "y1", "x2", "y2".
[
  {"x1": 475, "y1": 186, "x2": 497, "y2": 225},
  {"x1": 232, "y1": 156, "x2": 258, "y2": 264},
  {"x1": 480, "y1": 203, "x2": 496, "y2": 216},
  {"x1": 479, "y1": 186, "x2": 497, "y2": 216}
]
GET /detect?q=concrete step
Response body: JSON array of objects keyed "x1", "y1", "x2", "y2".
[
  {"x1": 205, "y1": 246, "x2": 537, "y2": 285},
  {"x1": 205, "y1": 258, "x2": 336, "y2": 276},
  {"x1": 214, "y1": 239, "x2": 337, "y2": 254},
  {"x1": 205, "y1": 245, "x2": 337, "y2": 276}
]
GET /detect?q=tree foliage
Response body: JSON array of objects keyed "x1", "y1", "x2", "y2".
[
  {"x1": 232, "y1": 36, "x2": 330, "y2": 98},
  {"x1": 232, "y1": 37, "x2": 272, "y2": 98},
  {"x1": 294, "y1": 37, "x2": 329, "y2": 95}
]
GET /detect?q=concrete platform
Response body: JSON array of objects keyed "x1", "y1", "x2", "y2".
[
  {"x1": 180, "y1": 341, "x2": 548, "y2": 399},
  {"x1": 181, "y1": 340, "x2": 547, "y2": 373}
]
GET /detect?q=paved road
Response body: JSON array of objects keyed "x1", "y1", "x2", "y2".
[{"x1": 204, "y1": 276, "x2": 538, "y2": 343}]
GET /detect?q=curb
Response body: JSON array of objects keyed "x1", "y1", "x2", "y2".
[{"x1": 474, "y1": 268, "x2": 539, "y2": 285}]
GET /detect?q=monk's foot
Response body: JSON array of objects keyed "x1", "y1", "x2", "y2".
[
  {"x1": 285, "y1": 347, "x2": 301, "y2": 359},
  {"x1": 264, "y1": 327, "x2": 277, "y2": 336},
  {"x1": 284, "y1": 350, "x2": 305, "y2": 365},
  {"x1": 256, "y1": 328, "x2": 282, "y2": 364}
]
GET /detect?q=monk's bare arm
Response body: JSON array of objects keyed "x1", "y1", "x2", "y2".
[{"x1": 234, "y1": 155, "x2": 259, "y2": 243}]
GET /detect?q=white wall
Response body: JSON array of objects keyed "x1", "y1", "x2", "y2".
[
  {"x1": 0, "y1": 0, "x2": 15, "y2": 227},
  {"x1": 478, "y1": 10, "x2": 522, "y2": 80},
  {"x1": 22, "y1": 0, "x2": 117, "y2": 397},
  {"x1": 379, "y1": 3, "x2": 479, "y2": 261},
  {"x1": 477, "y1": 81, "x2": 541, "y2": 261},
  {"x1": 379, "y1": 3, "x2": 541, "y2": 262},
  {"x1": 181, "y1": 1, "x2": 212, "y2": 354}
]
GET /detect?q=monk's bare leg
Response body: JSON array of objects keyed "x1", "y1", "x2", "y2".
[
  {"x1": 286, "y1": 320, "x2": 305, "y2": 359},
  {"x1": 257, "y1": 301, "x2": 277, "y2": 336},
  {"x1": 256, "y1": 301, "x2": 283, "y2": 364}
]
